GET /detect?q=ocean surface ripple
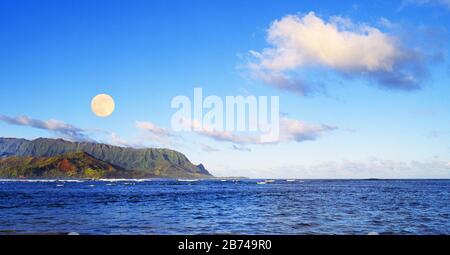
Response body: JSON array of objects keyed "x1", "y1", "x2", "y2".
[{"x1": 0, "y1": 179, "x2": 449, "y2": 235}]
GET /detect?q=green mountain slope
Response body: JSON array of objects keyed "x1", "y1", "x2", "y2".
[
  {"x1": 0, "y1": 138, "x2": 212, "y2": 178},
  {"x1": 0, "y1": 152, "x2": 140, "y2": 179}
]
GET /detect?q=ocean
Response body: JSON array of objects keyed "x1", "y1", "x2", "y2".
[{"x1": 0, "y1": 179, "x2": 449, "y2": 235}]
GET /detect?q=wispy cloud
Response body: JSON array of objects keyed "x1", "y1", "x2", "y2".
[
  {"x1": 248, "y1": 12, "x2": 437, "y2": 94},
  {"x1": 231, "y1": 158, "x2": 450, "y2": 179},
  {"x1": 232, "y1": 144, "x2": 252, "y2": 152},
  {"x1": 200, "y1": 143, "x2": 220, "y2": 152},
  {"x1": 107, "y1": 132, "x2": 145, "y2": 148},
  {"x1": 0, "y1": 114, "x2": 335, "y2": 151},
  {"x1": 279, "y1": 117, "x2": 337, "y2": 142},
  {"x1": 179, "y1": 117, "x2": 336, "y2": 145},
  {"x1": 135, "y1": 120, "x2": 175, "y2": 146},
  {"x1": 136, "y1": 121, "x2": 172, "y2": 137},
  {"x1": 184, "y1": 118, "x2": 258, "y2": 144},
  {"x1": 0, "y1": 115, "x2": 92, "y2": 142}
]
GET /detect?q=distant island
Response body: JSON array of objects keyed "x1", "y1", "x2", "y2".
[{"x1": 0, "y1": 137, "x2": 212, "y2": 179}]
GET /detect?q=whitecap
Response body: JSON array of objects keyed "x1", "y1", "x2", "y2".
[
  {"x1": 0, "y1": 179, "x2": 57, "y2": 183},
  {"x1": 58, "y1": 180, "x2": 85, "y2": 183},
  {"x1": 178, "y1": 179, "x2": 199, "y2": 182},
  {"x1": 98, "y1": 179, "x2": 152, "y2": 183}
]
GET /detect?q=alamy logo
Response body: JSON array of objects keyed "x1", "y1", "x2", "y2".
[{"x1": 171, "y1": 88, "x2": 280, "y2": 143}]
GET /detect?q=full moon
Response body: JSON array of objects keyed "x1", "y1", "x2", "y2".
[{"x1": 91, "y1": 94, "x2": 115, "y2": 117}]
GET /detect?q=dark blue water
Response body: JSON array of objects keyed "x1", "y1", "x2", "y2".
[{"x1": 0, "y1": 179, "x2": 449, "y2": 235}]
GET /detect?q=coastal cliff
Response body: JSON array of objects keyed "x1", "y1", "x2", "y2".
[{"x1": 0, "y1": 138, "x2": 212, "y2": 179}]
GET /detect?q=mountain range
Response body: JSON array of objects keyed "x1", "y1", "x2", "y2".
[{"x1": 0, "y1": 137, "x2": 212, "y2": 179}]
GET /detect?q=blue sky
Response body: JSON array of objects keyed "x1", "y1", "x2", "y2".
[{"x1": 1, "y1": 0, "x2": 450, "y2": 178}]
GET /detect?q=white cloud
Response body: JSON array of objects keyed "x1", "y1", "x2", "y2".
[
  {"x1": 279, "y1": 117, "x2": 336, "y2": 142},
  {"x1": 228, "y1": 158, "x2": 450, "y2": 179},
  {"x1": 249, "y1": 12, "x2": 429, "y2": 94},
  {"x1": 185, "y1": 118, "x2": 258, "y2": 144},
  {"x1": 136, "y1": 121, "x2": 171, "y2": 136},
  {"x1": 232, "y1": 144, "x2": 252, "y2": 152},
  {"x1": 0, "y1": 115, "x2": 92, "y2": 142},
  {"x1": 107, "y1": 132, "x2": 146, "y2": 148},
  {"x1": 135, "y1": 121, "x2": 175, "y2": 147},
  {"x1": 179, "y1": 117, "x2": 335, "y2": 145},
  {"x1": 200, "y1": 143, "x2": 220, "y2": 152}
]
